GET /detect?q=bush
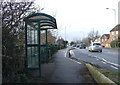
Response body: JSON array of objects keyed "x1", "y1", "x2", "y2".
[
  {"x1": 48, "y1": 44, "x2": 59, "y2": 56},
  {"x1": 110, "y1": 40, "x2": 119, "y2": 48},
  {"x1": 2, "y1": 2, "x2": 35, "y2": 83}
]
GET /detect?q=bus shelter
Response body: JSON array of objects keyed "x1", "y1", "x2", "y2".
[{"x1": 24, "y1": 13, "x2": 57, "y2": 76}]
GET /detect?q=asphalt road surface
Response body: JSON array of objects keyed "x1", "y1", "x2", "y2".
[{"x1": 71, "y1": 47, "x2": 119, "y2": 72}]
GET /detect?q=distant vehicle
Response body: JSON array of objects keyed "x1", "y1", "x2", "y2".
[
  {"x1": 88, "y1": 43, "x2": 102, "y2": 52},
  {"x1": 72, "y1": 44, "x2": 76, "y2": 48},
  {"x1": 79, "y1": 43, "x2": 86, "y2": 49}
]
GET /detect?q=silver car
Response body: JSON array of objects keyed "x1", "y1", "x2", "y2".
[{"x1": 88, "y1": 43, "x2": 102, "y2": 52}]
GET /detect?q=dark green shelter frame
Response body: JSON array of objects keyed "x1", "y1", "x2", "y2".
[{"x1": 24, "y1": 13, "x2": 57, "y2": 76}]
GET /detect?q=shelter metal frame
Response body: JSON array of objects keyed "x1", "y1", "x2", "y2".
[{"x1": 24, "y1": 13, "x2": 57, "y2": 77}]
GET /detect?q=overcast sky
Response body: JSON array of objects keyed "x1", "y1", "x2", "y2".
[{"x1": 35, "y1": 0, "x2": 119, "y2": 42}]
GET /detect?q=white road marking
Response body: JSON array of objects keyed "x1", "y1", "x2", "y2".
[
  {"x1": 64, "y1": 51, "x2": 67, "y2": 57},
  {"x1": 110, "y1": 65, "x2": 118, "y2": 70},
  {"x1": 94, "y1": 56, "x2": 97, "y2": 58},
  {"x1": 100, "y1": 58, "x2": 120, "y2": 68},
  {"x1": 96, "y1": 59, "x2": 99, "y2": 60},
  {"x1": 101, "y1": 61, "x2": 106, "y2": 64},
  {"x1": 89, "y1": 55, "x2": 120, "y2": 68},
  {"x1": 64, "y1": 49, "x2": 69, "y2": 58},
  {"x1": 67, "y1": 49, "x2": 120, "y2": 70}
]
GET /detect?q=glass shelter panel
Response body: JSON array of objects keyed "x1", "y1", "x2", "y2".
[
  {"x1": 40, "y1": 46, "x2": 48, "y2": 62},
  {"x1": 26, "y1": 22, "x2": 39, "y2": 69},
  {"x1": 27, "y1": 23, "x2": 38, "y2": 44},
  {"x1": 41, "y1": 30, "x2": 46, "y2": 45},
  {"x1": 27, "y1": 47, "x2": 39, "y2": 68}
]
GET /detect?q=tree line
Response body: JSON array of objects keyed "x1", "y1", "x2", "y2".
[{"x1": 70, "y1": 29, "x2": 100, "y2": 46}]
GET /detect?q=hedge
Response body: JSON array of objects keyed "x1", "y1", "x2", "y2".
[{"x1": 110, "y1": 40, "x2": 120, "y2": 48}]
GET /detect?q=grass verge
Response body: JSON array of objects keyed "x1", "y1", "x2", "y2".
[{"x1": 90, "y1": 64, "x2": 120, "y2": 84}]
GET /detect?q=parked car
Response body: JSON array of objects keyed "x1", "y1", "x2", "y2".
[
  {"x1": 79, "y1": 43, "x2": 86, "y2": 49},
  {"x1": 88, "y1": 43, "x2": 102, "y2": 52}
]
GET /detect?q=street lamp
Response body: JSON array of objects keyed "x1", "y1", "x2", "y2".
[
  {"x1": 106, "y1": 8, "x2": 116, "y2": 25},
  {"x1": 65, "y1": 27, "x2": 66, "y2": 41},
  {"x1": 65, "y1": 27, "x2": 67, "y2": 47},
  {"x1": 37, "y1": 8, "x2": 44, "y2": 12}
]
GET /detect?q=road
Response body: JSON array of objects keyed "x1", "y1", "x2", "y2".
[{"x1": 70, "y1": 47, "x2": 120, "y2": 72}]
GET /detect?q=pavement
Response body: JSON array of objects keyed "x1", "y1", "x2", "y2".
[{"x1": 41, "y1": 49, "x2": 97, "y2": 83}]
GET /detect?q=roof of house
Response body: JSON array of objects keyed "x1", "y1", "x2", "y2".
[
  {"x1": 101, "y1": 34, "x2": 110, "y2": 39},
  {"x1": 110, "y1": 24, "x2": 120, "y2": 32},
  {"x1": 93, "y1": 36, "x2": 100, "y2": 42}
]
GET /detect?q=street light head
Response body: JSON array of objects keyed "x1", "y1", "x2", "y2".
[
  {"x1": 106, "y1": 8, "x2": 109, "y2": 9},
  {"x1": 41, "y1": 8, "x2": 44, "y2": 11}
]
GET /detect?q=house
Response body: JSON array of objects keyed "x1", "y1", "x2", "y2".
[
  {"x1": 94, "y1": 37, "x2": 101, "y2": 43},
  {"x1": 109, "y1": 24, "x2": 120, "y2": 41},
  {"x1": 93, "y1": 24, "x2": 120, "y2": 48},
  {"x1": 101, "y1": 34, "x2": 110, "y2": 47},
  {"x1": 104, "y1": 24, "x2": 120, "y2": 48}
]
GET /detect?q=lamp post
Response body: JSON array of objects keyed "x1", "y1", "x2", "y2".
[
  {"x1": 106, "y1": 8, "x2": 116, "y2": 25},
  {"x1": 65, "y1": 27, "x2": 66, "y2": 41},
  {"x1": 64, "y1": 27, "x2": 67, "y2": 47}
]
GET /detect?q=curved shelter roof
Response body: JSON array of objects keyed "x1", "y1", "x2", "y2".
[{"x1": 24, "y1": 13, "x2": 57, "y2": 29}]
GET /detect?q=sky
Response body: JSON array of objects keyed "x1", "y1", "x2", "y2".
[{"x1": 34, "y1": 0, "x2": 119, "y2": 42}]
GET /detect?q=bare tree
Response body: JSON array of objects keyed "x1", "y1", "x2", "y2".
[
  {"x1": 2, "y1": 1, "x2": 37, "y2": 82},
  {"x1": 87, "y1": 29, "x2": 100, "y2": 44},
  {"x1": 82, "y1": 37, "x2": 89, "y2": 46}
]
